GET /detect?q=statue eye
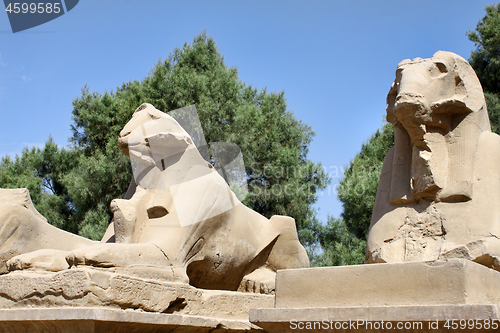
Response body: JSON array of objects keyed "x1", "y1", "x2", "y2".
[
  {"x1": 394, "y1": 68, "x2": 404, "y2": 85},
  {"x1": 434, "y1": 61, "x2": 448, "y2": 74},
  {"x1": 147, "y1": 206, "x2": 168, "y2": 219}
]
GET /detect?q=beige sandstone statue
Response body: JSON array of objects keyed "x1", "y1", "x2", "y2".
[
  {"x1": 366, "y1": 51, "x2": 500, "y2": 270},
  {"x1": 0, "y1": 103, "x2": 309, "y2": 293}
]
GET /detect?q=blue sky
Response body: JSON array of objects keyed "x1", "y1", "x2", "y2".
[{"x1": 0, "y1": 0, "x2": 496, "y2": 223}]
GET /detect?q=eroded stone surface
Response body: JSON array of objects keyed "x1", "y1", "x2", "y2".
[
  {"x1": 367, "y1": 51, "x2": 500, "y2": 269},
  {"x1": 0, "y1": 267, "x2": 273, "y2": 320}
]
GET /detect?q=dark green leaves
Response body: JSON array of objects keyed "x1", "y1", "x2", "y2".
[{"x1": 467, "y1": 4, "x2": 500, "y2": 95}]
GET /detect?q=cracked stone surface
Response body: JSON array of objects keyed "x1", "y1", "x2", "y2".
[{"x1": 0, "y1": 267, "x2": 274, "y2": 320}]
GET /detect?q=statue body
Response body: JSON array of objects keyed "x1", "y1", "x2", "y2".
[
  {"x1": 367, "y1": 51, "x2": 500, "y2": 269},
  {"x1": 0, "y1": 104, "x2": 309, "y2": 293}
]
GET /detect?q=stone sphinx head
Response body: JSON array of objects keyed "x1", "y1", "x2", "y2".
[
  {"x1": 116, "y1": 103, "x2": 239, "y2": 228},
  {"x1": 118, "y1": 104, "x2": 194, "y2": 169},
  {"x1": 385, "y1": 51, "x2": 491, "y2": 204}
]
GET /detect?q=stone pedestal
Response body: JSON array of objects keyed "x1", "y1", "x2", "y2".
[
  {"x1": 0, "y1": 308, "x2": 263, "y2": 333},
  {"x1": 0, "y1": 268, "x2": 273, "y2": 332},
  {"x1": 250, "y1": 259, "x2": 500, "y2": 332}
]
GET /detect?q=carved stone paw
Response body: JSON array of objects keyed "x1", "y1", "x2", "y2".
[
  {"x1": 237, "y1": 267, "x2": 276, "y2": 294},
  {"x1": 66, "y1": 244, "x2": 118, "y2": 268},
  {"x1": 440, "y1": 238, "x2": 500, "y2": 271},
  {"x1": 7, "y1": 249, "x2": 70, "y2": 272},
  {"x1": 66, "y1": 243, "x2": 173, "y2": 269}
]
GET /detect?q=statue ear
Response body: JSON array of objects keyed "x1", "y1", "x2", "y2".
[
  {"x1": 428, "y1": 52, "x2": 487, "y2": 118},
  {"x1": 452, "y1": 56, "x2": 485, "y2": 113},
  {"x1": 452, "y1": 57, "x2": 491, "y2": 132},
  {"x1": 133, "y1": 103, "x2": 149, "y2": 115},
  {"x1": 453, "y1": 67, "x2": 467, "y2": 105}
]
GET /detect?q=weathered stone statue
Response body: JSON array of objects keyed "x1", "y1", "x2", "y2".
[
  {"x1": 366, "y1": 51, "x2": 500, "y2": 270},
  {"x1": 0, "y1": 103, "x2": 308, "y2": 295},
  {"x1": 249, "y1": 52, "x2": 500, "y2": 332}
]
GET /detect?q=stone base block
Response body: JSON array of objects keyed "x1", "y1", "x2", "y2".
[
  {"x1": 0, "y1": 267, "x2": 273, "y2": 332},
  {"x1": 0, "y1": 268, "x2": 273, "y2": 319},
  {"x1": 0, "y1": 308, "x2": 264, "y2": 333},
  {"x1": 250, "y1": 259, "x2": 500, "y2": 332},
  {"x1": 250, "y1": 305, "x2": 499, "y2": 332}
]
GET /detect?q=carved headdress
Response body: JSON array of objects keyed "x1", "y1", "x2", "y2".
[{"x1": 385, "y1": 51, "x2": 490, "y2": 204}]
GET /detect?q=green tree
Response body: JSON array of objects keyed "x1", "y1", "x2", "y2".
[
  {"x1": 139, "y1": 35, "x2": 329, "y2": 247},
  {"x1": 313, "y1": 124, "x2": 394, "y2": 266},
  {"x1": 467, "y1": 4, "x2": 500, "y2": 96},
  {"x1": 313, "y1": 217, "x2": 366, "y2": 267},
  {"x1": 0, "y1": 149, "x2": 43, "y2": 202},
  {"x1": 468, "y1": 4, "x2": 500, "y2": 135},
  {"x1": 69, "y1": 33, "x2": 329, "y2": 245},
  {"x1": 0, "y1": 138, "x2": 79, "y2": 233},
  {"x1": 65, "y1": 88, "x2": 136, "y2": 239},
  {"x1": 1, "y1": 32, "x2": 329, "y2": 249},
  {"x1": 485, "y1": 92, "x2": 500, "y2": 133},
  {"x1": 337, "y1": 123, "x2": 394, "y2": 240}
]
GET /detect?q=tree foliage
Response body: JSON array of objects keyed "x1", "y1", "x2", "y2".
[
  {"x1": 467, "y1": 4, "x2": 500, "y2": 95},
  {"x1": 468, "y1": 4, "x2": 500, "y2": 136},
  {"x1": 313, "y1": 124, "x2": 394, "y2": 266},
  {"x1": 0, "y1": 138, "x2": 79, "y2": 233},
  {"x1": 0, "y1": 33, "x2": 329, "y2": 249},
  {"x1": 313, "y1": 217, "x2": 366, "y2": 267},
  {"x1": 337, "y1": 123, "x2": 394, "y2": 240}
]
